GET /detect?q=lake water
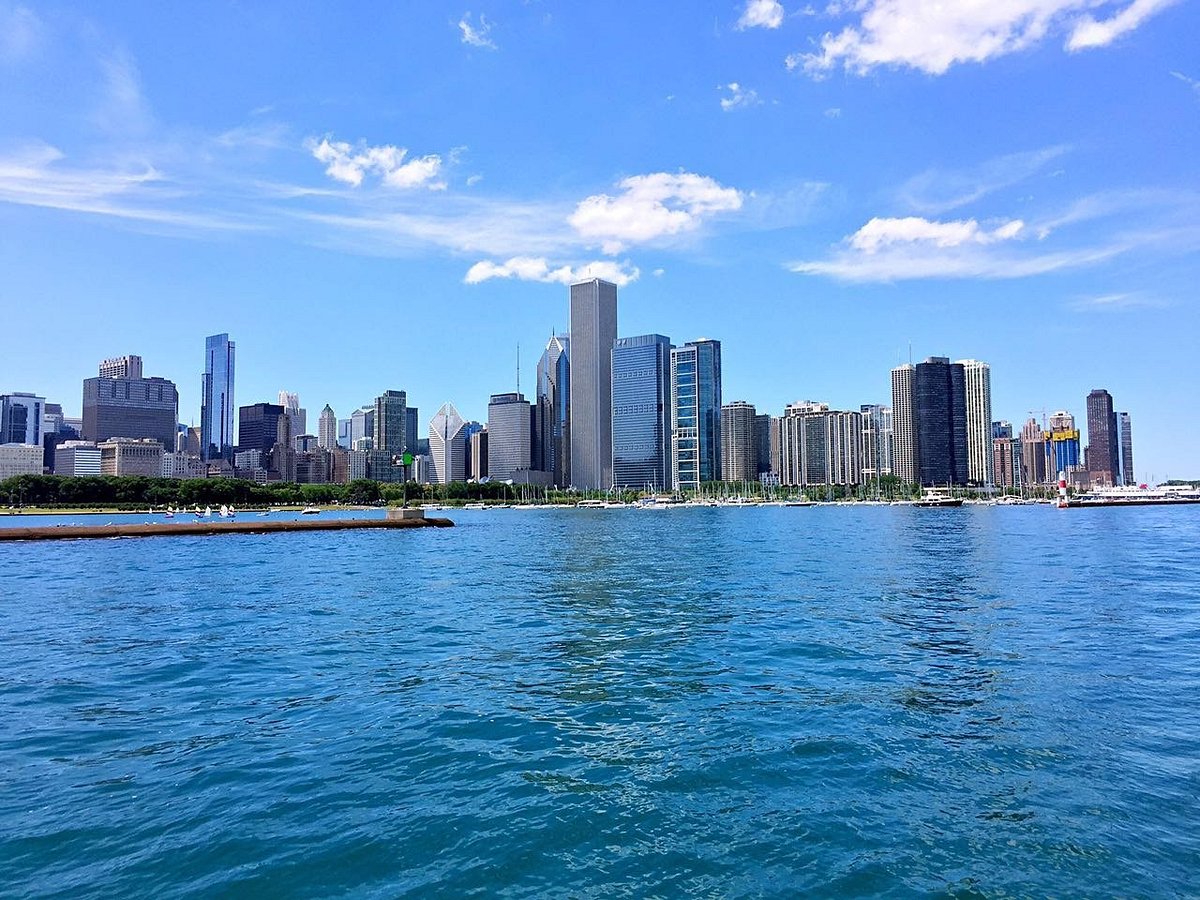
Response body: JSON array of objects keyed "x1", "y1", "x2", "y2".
[{"x1": 2, "y1": 505, "x2": 1198, "y2": 897}]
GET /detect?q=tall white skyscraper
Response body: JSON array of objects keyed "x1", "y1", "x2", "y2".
[
  {"x1": 429, "y1": 402, "x2": 467, "y2": 484},
  {"x1": 278, "y1": 391, "x2": 307, "y2": 440},
  {"x1": 568, "y1": 278, "x2": 617, "y2": 490},
  {"x1": 318, "y1": 404, "x2": 337, "y2": 450},
  {"x1": 957, "y1": 359, "x2": 994, "y2": 486},
  {"x1": 890, "y1": 364, "x2": 916, "y2": 484}
]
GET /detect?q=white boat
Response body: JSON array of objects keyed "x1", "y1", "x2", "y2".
[
  {"x1": 301, "y1": 506, "x2": 321, "y2": 515},
  {"x1": 219, "y1": 504, "x2": 235, "y2": 518},
  {"x1": 912, "y1": 489, "x2": 964, "y2": 508}
]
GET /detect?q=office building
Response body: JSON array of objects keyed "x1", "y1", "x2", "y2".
[
  {"x1": 611, "y1": 334, "x2": 672, "y2": 491},
  {"x1": 162, "y1": 451, "x2": 205, "y2": 479},
  {"x1": 569, "y1": 278, "x2": 618, "y2": 490},
  {"x1": 406, "y1": 407, "x2": 420, "y2": 459},
  {"x1": 860, "y1": 404, "x2": 894, "y2": 481},
  {"x1": 238, "y1": 403, "x2": 285, "y2": 455},
  {"x1": 374, "y1": 390, "x2": 408, "y2": 453},
  {"x1": 99, "y1": 438, "x2": 164, "y2": 477},
  {"x1": 670, "y1": 339, "x2": 722, "y2": 492},
  {"x1": 991, "y1": 421, "x2": 1022, "y2": 490},
  {"x1": 295, "y1": 450, "x2": 329, "y2": 484},
  {"x1": 54, "y1": 441, "x2": 102, "y2": 477},
  {"x1": 487, "y1": 392, "x2": 531, "y2": 482},
  {"x1": 1086, "y1": 389, "x2": 1120, "y2": 488},
  {"x1": 1119, "y1": 412, "x2": 1134, "y2": 486},
  {"x1": 279, "y1": 391, "x2": 307, "y2": 440},
  {"x1": 753, "y1": 414, "x2": 773, "y2": 478},
  {"x1": 535, "y1": 334, "x2": 571, "y2": 487},
  {"x1": 1, "y1": 393, "x2": 45, "y2": 446},
  {"x1": 720, "y1": 401, "x2": 757, "y2": 484},
  {"x1": 318, "y1": 404, "x2": 337, "y2": 450},
  {"x1": 915, "y1": 357, "x2": 968, "y2": 487},
  {"x1": 201, "y1": 333, "x2": 236, "y2": 462},
  {"x1": 1048, "y1": 411, "x2": 1081, "y2": 476},
  {"x1": 890, "y1": 364, "x2": 917, "y2": 484},
  {"x1": 958, "y1": 359, "x2": 994, "y2": 486},
  {"x1": 1020, "y1": 419, "x2": 1050, "y2": 485},
  {"x1": 468, "y1": 427, "x2": 488, "y2": 481},
  {"x1": 337, "y1": 418, "x2": 351, "y2": 449},
  {"x1": 429, "y1": 402, "x2": 468, "y2": 484},
  {"x1": 98, "y1": 356, "x2": 142, "y2": 379},
  {"x1": 293, "y1": 434, "x2": 319, "y2": 452},
  {"x1": 0, "y1": 443, "x2": 43, "y2": 478}
]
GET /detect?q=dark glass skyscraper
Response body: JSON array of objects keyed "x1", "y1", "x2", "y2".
[
  {"x1": 1119, "y1": 412, "x2": 1134, "y2": 486},
  {"x1": 201, "y1": 333, "x2": 235, "y2": 462},
  {"x1": 237, "y1": 403, "x2": 285, "y2": 455},
  {"x1": 373, "y1": 390, "x2": 407, "y2": 454},
  {"x1": 671, "y1": 339, "x2": 722, "y2": 492},
  {"x1": 1086, "y1": 389, "x2": 1119, "y2": 487},
  {"x1": 611, "y1": 334, "x2": 672, "y2": 491},
  {"x1": 535, "y1": 334, "x2": 570, "y2": 487},
  {"x1": 914, "y1": 357, "x2": 968, "y2": 487}
]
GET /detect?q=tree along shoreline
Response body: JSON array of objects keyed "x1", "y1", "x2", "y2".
[{"x1": 1, "y1": 473, "x2": 1066, "y2": 511}]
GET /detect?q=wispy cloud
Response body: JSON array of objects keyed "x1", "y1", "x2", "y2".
[
  {"x1": 736, "y1": 0, "x2": 785, "y2": 30},
  {"x1": 0, "y1": 3, "x2": 41, "y2": 64},
  {"x1": 719, "y1": 82, "x2": 762, "y2": 111},
  {"x1": 791, "y1": 0, "x2": 1181, "y2": 77},
  {"x1": 897, "y1": 145, "x2": 1070, "y2": 214},
  {"x1": 458, "y1": 12, "x2": 497, "y2": 49},
  {"x1": 1172, "y1": 70, "x2": 1200, "y2": 97},
  {"x1": 1067, "y1": 291, "x2": 1168, "y2": 311},
  {"x1": 463, "y1": 256, "x2": 639, "y2": 287}
]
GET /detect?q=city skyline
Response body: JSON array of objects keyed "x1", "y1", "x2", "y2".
[{"x1": 1, "y1": 3, "x2": 1197, "y2": 479}]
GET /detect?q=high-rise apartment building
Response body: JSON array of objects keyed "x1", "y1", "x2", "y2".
[
  {"x1": 612, "y1": 334, "x2": 672, "y2": 491},
  {"x1": 1, "y1": 393, "x2": 45, "y2": 446},
  {"x1": 318, "y1": 404, "x2": 337, "y2": 450},
  {"x1": 82, "y1": 357, "x2": 179, "y2": 450},
  {"x1": 957, "y1": 359, "x2": 994, "y2": 486},
  {"x1": 1020, "y1": 419, "x2": 1049, "y2": 485},
  {"x1": 670, "y1": 339, "x2": 722, "y2": 492},
  {"x1": 98, "y1": 356, "x2": 143, "y2": 379},
  {"x1": 915, "y1": 357, "x2": 968, "y2": 487},
  {"x1": 569, "y1": 278, "x2": 617, "y2": 490},
  {"x1": 1086, "y1": 389, "x2": 1119, "y2": 487},
  {"x1": 720, "y1": 401, "x2": 757, "y2": 484},
  {"x1": 429, "y1": 403, "x2": 467, "y2": 484},
  {"x1": 487, "y1": 392, "x2": 531, "y2": 482},
  {"x1": 753, "y1": 414, "x2": 773, "y2": 478},
  {"x1": 201, "y1": 333, "x2": 236, "y2": 462},
  {"x1": 890, "y1": 364, "x2": 917, "y2": 484},
  {"x1": 373, "y1": 390, "x2": 408, "y2": 454},
  {"x1": 860, "y1": 404, "x2": 894, "y2": 481},
  {"x1": 405, "y1": 407, "x2": 420, "y2": 458},
  {"x1": 535, "y1": 334, "x2": 570, "y2": 487},
  {"x1": 1048, "y1": 411, "x2": 1081, "y2": 476},
  {"x1": 1119, "y1": 412, "x2": 1134, "y2": 486},
  {"x1": 468, "y1": 427, "x2": 488, "y2": 481},
  {"x1": 237, "y1": 403, "x2": 285, "y2": 455},
  {"x1": 991, "y1": 421, "x2": 1022, "y2": 490},
  {"x1": 778, "y1": 402, "x2": 864, "y2": 489},
  {"x1": 279, "y1": 391, "x2": 307, "y2": 441}
]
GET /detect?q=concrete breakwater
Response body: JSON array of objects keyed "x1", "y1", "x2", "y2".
[{"x1": 0, "y1": 511, "x2": 453, "y2": 542}]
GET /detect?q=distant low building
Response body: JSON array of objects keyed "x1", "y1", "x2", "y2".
[
  {"x1": 55, "y1": 441, "x2": 102, "y2": 477},
  {"x1": 0, "y1": 443, "x2": 45, "y2": 478},
  {"x1": 162, "y1": 451, "x2": 206, "y2": 479},
  {"x1": 99, "y1": 438, "x2": 164, "y2": 477}
]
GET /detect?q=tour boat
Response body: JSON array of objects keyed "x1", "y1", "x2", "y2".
[{"x1": 912, "y1": 489, "x2": 964, "y2": 508}]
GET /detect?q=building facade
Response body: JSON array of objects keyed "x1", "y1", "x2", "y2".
[
  {"x1": 0, "y1": 443, "x2": 44, "y2": 478},
  {"x1": 890, "y1": 364, "x2": 917, "y2": 484},
  {"x1": 81, "y1": 363, "x2": 179, "y2": 450},
  {"x1": 99, "y1": 438, "x2": 164, "y2": 477},
  {"x1": 1020, "y1": 419, "x2": 1050, "y2": 485},
  {"x1": 98, "y1": 355, "x2": 142, "y2": 379},
  {"x1": 429, "y1": 402, "x2": 468, "y2": 484},
  {"x1": 778, "y1": 402, "x2": 864, "y2": 489},
  {"x1": 670, "y1": 339, "x2": 722, "y2": 492},
  {"x1": 915, "y1": 357, "x2": 968, "y2": 487},
  {"x1": 1, "y1": 393, "x2": 45, "y2": 446},
  {"x1": 374, "y1": 390, "x2": 408, "y2": 454},
  {"x1": 1119, "y1": 412, "x2": 1134, "y2": 486},
  {"x1": 568, "y1": 278, "x2": 617, "y2": 490},
  {"x1": 238, "y1": 403, "x2": 285, "y2": 455},
  {"x1": 487, "y1": 393, "x2": 531, "y2": 482},
  {"x1": 991, "y1": 421, "x2": 1023, "y2": 490},
  {"x1": 468, "y1": 428, "x2": 488, "y2": 481},
  {"x1": 611, "y1": 334, "x2": 672, "y2": 491},
  {"x1": 1086, "y1": 389, "x2": 1119, "y2": 487},
  {"x1": 54, "y1": 441, "x2": 102, "y2": 477},
  {"x1": 278, "y1": 391, "x2": 307, "y2": 441},
  {"x1": 958, "y1": 359, "x2": 994, "y2": 487},
  {"x1": 201, "y1": 333, "x2": 236, "y2": 462},
  {"x1": 720, "y1": 401, "x2": 757, "y2": 484},
  {"x1": 860, "y1": 404, "x2": 894, "y2": 481},
  {"x1": 318, "y1": 404, "x2": 337, "y2": 450},
  {"x1": 535, "y1": 334, "x2": 570, "y2": 487}
]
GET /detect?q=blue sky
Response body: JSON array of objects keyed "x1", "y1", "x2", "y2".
[{"x1": 2, "y1": 0, "x2": 1197, "y2": 479}]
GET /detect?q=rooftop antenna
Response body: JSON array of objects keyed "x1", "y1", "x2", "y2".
[
  {"x1": 516, "y1": 342, "x2": 520, "y2": 394},
  {"x1": 908, "y1": 342, "x2": 912, "y2": 365}
]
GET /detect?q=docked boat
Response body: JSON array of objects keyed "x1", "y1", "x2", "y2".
[
  {"x1": 300, "y1": 506, "x2": 321, "y2": 515},
  {"x1": 1063, "y1": 485, "x2": 1200, "y2": 508},
  {"x1": 912, "y1": 489, "x2": 964, "y2": 508}
]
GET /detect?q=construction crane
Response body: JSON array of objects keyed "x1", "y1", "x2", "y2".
[{"x1": 1028, "y1": 408, "x2": 1048, "y2": 431}]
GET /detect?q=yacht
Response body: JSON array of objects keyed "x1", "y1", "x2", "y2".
[{"x1": 912, "y1": 488, "x2": 964, "y2": 508}]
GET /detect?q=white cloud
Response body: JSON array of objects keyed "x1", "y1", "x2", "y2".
[
  {"x1": 824, "y1": 107, "x2": 842, "y2": 118},
  {"x1": 1068, "y1": 291, "x2": 1167, "y2": 311},
  {"x1": 794, "y1": 0, "x2": 1180, "y2": 77},
  {"x1": 458, "y1": 12, "x2": 497, "y2": 49},
  {"x1": 464, "y1": 256, "x2": 640, "y2": 287},
  {"x1": 308, "y1": 136, "x2": 445, "y2": 190},
  {"x1": 737, "y1": 0, "x2": 785, "y2": 29},
  {"x1": 466, "y1": 174, "x2": 484, "y2": 187},
  {"x1": 719, "y1": 82, "x2": 762, "y2": 111},
  {"x1": 568, "y1": 172, "x2": 743, "y2": 254},
  {"x1": 1067, "y1": 0, "x2": 1179, "y2": 49},
  {"x1": 847, "y1": 216, "x2": 1025, "y2": 252},
  {"x1": 897, "y1": 145, "x2": 1070, "y2": 214}
]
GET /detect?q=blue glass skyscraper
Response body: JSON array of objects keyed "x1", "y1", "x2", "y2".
[
  {"x1": 611, "y1": 334, "x2": 672, "y2": 491},
  {"x1": 201, "y1": 333, "x2": 235, "y2": 462},
  {"x1": 671, "y1": 339, "x2": 722, "y2": 492}
]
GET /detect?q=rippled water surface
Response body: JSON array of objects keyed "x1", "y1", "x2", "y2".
[{"x1": 2, "y1": 506, "x2": 1198, "y2": 897}]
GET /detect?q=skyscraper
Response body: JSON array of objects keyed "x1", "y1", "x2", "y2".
[
  {"x1": 777, "y1": 402, "x2": 864, "y2": 489},
  {"x1": 373, "y1": 390, "x2": 407, "y2": 454},
  {"x1": 318, "y1": 404, "x2": 337, "y2": 450},
  {"x1": 1020, "y1": 418, "x2": 1049, "y2": 485},
  {"x1": 1, "y1": 393, "x2": 45, "y2": 446},
  {"x1": 429, "y1": 403, "x2": 467, "y2": 484},
  {"x1": 991, "y1": 421, "x2": 1022, "y2": 490},
  {"x1": 1086, "y1": 389, "x2": 1119, "y2": 487},
  {"x1": 535, "y1": 334, "x2": 570, "y2": 487},
  {"x1": 201, "y1": 333, "x2": 235, "y2": 462},
  {"x1": 278, "y1": 391, "x2": 307, "y2": 440},
  {"x1": 1119, "y1": 412, "x2": 1134, "y2": 486},
  {"x1": 890, "y1": 364, "x2": 917, "y2": 484},
  {"x1": 569, "y1": 278, "x2": 617, "y2": 490},
  {"x1": 957, "y1": 359, "x2": 994, "y2": 486},
  {"x1": 83, "y1": 353, "x2": 178, "y2": 450},
  {"x1": 720, "y1": 401, "x2": 757, "y2": 484},
  {"x1": 914, "y1": 357, "x2": 968, "y2": 487},
  {"x1": 350, "y1": 406, "x2": 374, "y2": 447},
  {"x1": 670, "y1": 339, "x2": 722, "y2": 492},
  {"x1": 860, "y1": 404, "x2": 894, "y2": 481},
  {"x1": 487, "y1": 392, "x2": 531, "y2": 481},
  {"x1": 611, "y1": 334, "x2": 672, "y2": 491},
  {"x1": 1048, "y1": 410, "x2": 1081, "y2": 476},
  {"x1": 237, "y1": 403, "x2": 286, "y2": 455}
]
